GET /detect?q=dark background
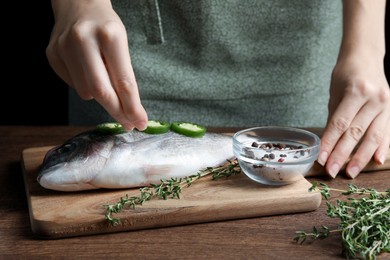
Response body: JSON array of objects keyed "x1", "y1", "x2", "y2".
[
  {"x1": 3, "y1": 1, "x2": 68, "y2": 125},
  {"x1": 2, "y1": 1, "x2": 390, "y2": 126}
]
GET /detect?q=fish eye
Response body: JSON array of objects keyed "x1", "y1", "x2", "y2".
[{"x1": 57, "y1": 143, "x2": 75, "y2": 154}]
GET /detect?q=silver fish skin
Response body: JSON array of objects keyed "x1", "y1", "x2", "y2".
[{"x1": 37, "y1": 129, "x2": 234, "y2": 192}]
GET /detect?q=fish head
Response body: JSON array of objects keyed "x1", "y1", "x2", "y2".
[{"x1": 37, "y1": 130, "x2": 117, "y2": 191}]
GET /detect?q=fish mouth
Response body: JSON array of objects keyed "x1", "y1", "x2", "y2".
[
  {"x1": 37, "y1": 163, "x2": 101, "y2": 192},
  {"x1": 39, "y1": 180, "x2": 97, "y2": 192},
  {"x1": 37, "y1": 163, "x2": 61, "y2": 181},
  {"x1": 37, "y1": 169, "x2": 97, "y2": 192}
]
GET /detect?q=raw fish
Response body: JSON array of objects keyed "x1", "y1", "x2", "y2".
[{"x1": 37, "y1": 129, "x2": 234, "y2": 192}]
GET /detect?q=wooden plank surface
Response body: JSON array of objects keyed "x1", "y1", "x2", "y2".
[
  {"x1": 22, "y1": 145, "x2": 322, "y2": 239},
  {"x1": 3, "y1": 126, "x2": 389, "y2": 259}
]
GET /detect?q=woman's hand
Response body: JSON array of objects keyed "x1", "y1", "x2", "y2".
[
  {"x1": 318, "y1": 0, "x2": 389, "y2": 179},
  {"x1": 319, "y1": 54, "x2": 390, "y2": 178},
  {"x1": 46, "y1": 0, "x2": 148, "y2": 131}
]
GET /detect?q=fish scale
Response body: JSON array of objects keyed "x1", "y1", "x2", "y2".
[{"x1": 37, "y1": 129, "x2": 234, "y2": 192}]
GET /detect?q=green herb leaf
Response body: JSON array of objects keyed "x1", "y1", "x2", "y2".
[
  {"x1": 294, "y1": 182, "x2": 390, "y2": 260},
  {"x1": 104, "y1": 159, "x2": 241, "y2": 225}
]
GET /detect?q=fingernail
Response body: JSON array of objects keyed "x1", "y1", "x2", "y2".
[
  {"x1": 122, "y1": 123, "x2": 134, "y2": 131},
  {"x1": 317, "y1": 151, "x2": 328, "y2": 166},
  {"x1": 135, "y1": 120, "x2": 148, "y2": 131},
  {"x1": 348, "y1": 166, "x2": 360, "y2": 179},
  {"x1": 328, "y1": 163, "x2": 339, "y2": 178},
  {"x1": 379, "y1": 154, "x2": 386, "y2": 165}
]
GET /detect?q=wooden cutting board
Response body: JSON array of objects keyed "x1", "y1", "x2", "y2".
[{"x1": 21, "y1": 146, "x2": 322, "y2": 239}]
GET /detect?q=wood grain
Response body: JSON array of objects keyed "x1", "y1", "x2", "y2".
[{"x1": 22, "y1": 146, "x2": 322, "y2": 239}]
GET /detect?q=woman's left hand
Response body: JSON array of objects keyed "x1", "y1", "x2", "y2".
[{"x1": 319, "y1": 53, "x2": 390, "y2": 178}]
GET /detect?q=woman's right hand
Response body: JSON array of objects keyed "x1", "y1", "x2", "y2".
[{"x1": 46, "y1": 0, "x2": 148, "y2": 131}]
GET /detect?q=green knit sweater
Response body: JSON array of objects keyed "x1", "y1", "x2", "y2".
[{"x1": 69, "y1": 0, "x2": 342, "y2": 128}]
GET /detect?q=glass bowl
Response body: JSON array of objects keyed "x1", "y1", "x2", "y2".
[{"x1": 233, "y1": 126, "x2": 320, "y2": 186}]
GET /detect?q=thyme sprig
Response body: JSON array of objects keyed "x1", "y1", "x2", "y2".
[
  {"x1": 294, "y1": 182, "x2": 390, "y2": 260},
  {"x1": 104, "y1": 159, "x2": 241, "y2": 226}
]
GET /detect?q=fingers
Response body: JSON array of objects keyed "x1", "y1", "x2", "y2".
[
  {"x1": 318, "y1": 85, "x2": 366, "y2": 168},
  {"x1": 344, "y1": 112, "x2": 388, "y2": 178},
  {"x1": 374, "y1": 121, "x2": 390, "y2": 165},
  {"x1": 322, "y1": 102, "x2": 381, "y2": 178},
  {"x1": 46, "y1": 24, "x2": 95, "y2": 100},
  {"x1": 46, "y1": 34, "x2": 76, "y2": 92},
  {"x1": 72, "y1": 23, "x2": 147, "y2": 131},
  {"x1": 47, "y1": 20, "x2": 148, "y2": 131},
  {"x1": 98, "y1": 21, "x2": 148, "y2": 130},
  {"x1": 320, "y1": 81, "x2": 390, "y2": 179}
]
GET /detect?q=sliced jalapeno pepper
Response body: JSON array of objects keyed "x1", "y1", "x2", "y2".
[
  {"x1": 96, "y1": 122, "x2": 126, "y2": 135},
  {"x1": 143, "y1": 120, "x2": 171, "y2": 134},
  {"x1": 170, "y1": 122, "x2": 206, "y2": 138}
]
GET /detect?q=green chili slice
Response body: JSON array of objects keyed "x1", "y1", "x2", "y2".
[
  {"x1": 143, "y1": 120, "x2": 171, "y2": 134},
  {"x1": 96, "y1": 122, "x2": 126, "y2": 135},
  {"x1": 170, "y1": 122, "x2": 206, "y2": 138}
]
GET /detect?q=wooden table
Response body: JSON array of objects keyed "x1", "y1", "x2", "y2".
[{"x1": 0, "y1": 126, "x2": 389, "y2": 259}]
